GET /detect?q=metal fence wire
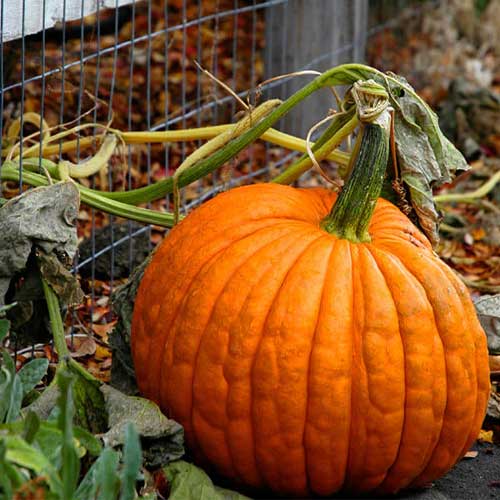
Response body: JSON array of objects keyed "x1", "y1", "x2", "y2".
[{"x1": 0, "y1": 0, "x2": 433, "y2": 354}]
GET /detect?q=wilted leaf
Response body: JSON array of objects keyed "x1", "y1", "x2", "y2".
[
  {"x1": 69, "y1": 366, "x2": 108, "y2": 434},
  {"x1": 70, "y1": 337, "x2": 97, "y2": 359},
  {"x1": 474, "y1": 294, "x2": 500, "y2": 354},
  {"x1": 478, "y1": 429, "x2": 494, "y2": 444},
  {"x1": 488, "y1": 389, "x2": 500, "y2": 420},
  {"x1": 100, "y1": 384, "x2": 184, "y2": 468},
  {"x1": 36, "y1": 249, "x2": 84, "y2": 307},
  {"x1": 318, "y1": 66, "x2": 469, "y2": 245},
  {"x1": 382, "y1": 73, "x2": 468, "y2": 245},
  {"x1": 109, "y1": 254, "x2": 154, "y2": 395},
  {"x1": 0, "y1": 181, "x2": 80, "y2": 306},
  {"x1": 490, "y1": 356, "x2": 500, "y2": 372},
  {"x1": 164, "y1": 460, "x2": 250, "y2": 500}
]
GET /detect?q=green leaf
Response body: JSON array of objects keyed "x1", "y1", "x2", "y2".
[
  {"x1": 18, "y1": 358, "x2": 49, "y2": 396},
  {"x1": 1, "y1": 459, "x2": 27, "y2": 495},
  {"x1": 73, "y1": 426, "x2": 103, "y2": 457},
  {"x1": 22, "y1": 382, "x2": 59, "y2": 420},
  {"x1": 120, "y1": 423, "x2": 142, "y2": 500},
  {"x1": 0, "y1": 318, "x2": 9, "y2": 342},
  {"x1": 5, "y1": 375, "x2": 23, "y2": 423},
  {"x1": 70, "y1": 365, "x2": 108, "y2": 434},
  {"x1": 22, "y1": 411, "x2": 40, "y2": 443},
  {"x1": 0, "y1": 349, "x2": 22, "y2": 423},
  {"x1": 23, "y1": 370, "x2": 107, "y2": 434},
  {"x1": 95, "y1": 448, "x2": 121, "y2": 500},
  {"x1": 1, "y1": 417, "x2": 101, "y2": 463},
  {"x1": 0, "y1": 367, "x2": 13, "y2": 423},
  {"x1": 0, "y1": 439, "x2": 14, "y2": 499},
  {"x1": 57, "y1": 370, "x2": 80, "y2": 499},
  {"x1": 2, "y1": 434, "x2": 62, "y2": 494},
  {"x1": 75, "y1": 448, "x2": 120, "y2": 500},
  {"x1": 164, "y1": 461, "x2": 250, "y2": 500},
  {"x1": 1, "y1": 349, "x2": 15, "y2": 376}
]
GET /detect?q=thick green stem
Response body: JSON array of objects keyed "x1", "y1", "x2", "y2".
[
  {"x1": 42, "y1": 277, "x2": 100, "y2": 384},
  {"x1": 272, "y1": 110, "x2": 358, "y2": 185},
  {"x1": 4, "y1": 64, "x2": 426, "y2": 210},
  {"x1": 1, "y1": 165, "x2": 177, "y2": 227},
  {"x1": 434, "y1": 170, "x2": 500, "y2": 203},
  {"x1": 86, "y1": 65, "x2": 370, "y2": 205},
  {"x1": 42, "y1": 278, "x2": 70, "y2": 359},
  {"x1": 321, "y1": 111, "x2": 391, "y2": 242}
]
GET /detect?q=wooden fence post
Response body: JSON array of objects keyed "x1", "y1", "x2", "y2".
[{"x1": 265, "y1": 0, "x2": 369, "y2": 136}]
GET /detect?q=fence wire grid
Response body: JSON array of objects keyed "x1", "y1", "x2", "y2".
[{"x1": 0, "y1": 0, "x2": 434, "y2": 355}]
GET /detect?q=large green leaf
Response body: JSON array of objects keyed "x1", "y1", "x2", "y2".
[{"x1": 164, "y1": 461, "x2": 251, "y2": 500}]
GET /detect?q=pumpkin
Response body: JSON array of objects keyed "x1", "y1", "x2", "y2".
[{"x1": 131, "y1": 118, "x2": 490, "y2": 497}]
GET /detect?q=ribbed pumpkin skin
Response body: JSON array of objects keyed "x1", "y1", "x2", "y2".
[{"x1": 131, "y1": 183, "x2": 489, "y2": 497}]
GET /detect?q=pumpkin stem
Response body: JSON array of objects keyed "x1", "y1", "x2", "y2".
[{"x1": 321, "y1": 81, "x2": 391, "y2": 242}]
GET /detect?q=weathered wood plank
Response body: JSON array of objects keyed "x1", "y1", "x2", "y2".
[
  {"x1": 2, "y1": 0, "x2": 135, "y2": 42},
  {"x1": 265, "y1": 0, "x2": 368, "y2": 136}
]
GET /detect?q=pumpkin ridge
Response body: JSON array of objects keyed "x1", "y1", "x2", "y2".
[
  {"x1": 187, "y1": 227, "x2": 323, "y2": 477},
  {"x1": 435, "y1": 260, "x2": 489, "y2": 459},
  {"x1": 346, "y1": 245, "x2": 407, "y2": 492},
  {"x1": 364, "y1": 245, "x2": 406, "y2": 490},
  {"x1": 301, "y1": 238, "x2": 336, "y2": 495},
  {"x1": 151, "y1": 247, "x2": 228, "y2": 408},
  {"x1": 153, "y1": 220, "x2": 306, "y2": 404},
  {"x1": 249, "y1": 233, "x2": 327, "y2": 494},
  {"x1": 379, "y1": 244, "x2": 448, "y2": 483},
  {"x1": 198, "y1": 227, "x2": 317, "y2": 484},
  {"x1": 221, "y1": 229, "x2": 315, "y2": 487},
  {"x1": 344, "y1": 243, "x2": 360, "y2": 491},
  {"x1": 378, "y1": 241, "x2": 477, "y2": 486},
  {"x1": 365, "y1": 245, "x2": 446, "y2": 492}
]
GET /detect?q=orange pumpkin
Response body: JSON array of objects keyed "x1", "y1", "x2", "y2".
[{"x1": 131, "y1": 120, "x2": 489, "y2": 497}]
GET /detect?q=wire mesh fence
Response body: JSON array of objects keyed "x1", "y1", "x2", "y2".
[{"x1": 0, "y1": 0, "x2": 435, "y2": 361}]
